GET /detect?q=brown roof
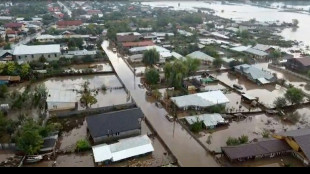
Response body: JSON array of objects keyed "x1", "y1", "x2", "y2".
[
  {"x1": 117, "y1": 35, "x2": 141, "y2": 42},
  {"x1": 222, "y1": 138, "x2": 292, "y2": 160},
  {"x1": 57, "y1": 20, "x2": 83, "y2": 27},
  {"x1": 294, "y1": 57, "x2": 310, "y2": 67},
  {"x1": 0, "y1": 76, "x2": 21, "y2": 82},
  {"x1": 4, "y1": 23, "x2": 23, "y2": 28},
  {"x1": 122, "y1": 40, "x2": 154, "y2": 47}
]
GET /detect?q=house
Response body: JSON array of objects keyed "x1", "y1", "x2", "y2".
[
  {"x1": 13, "y1": 44, "x2": 61, "y2": 63},
  {"x1": 129, "y1": 54, "x2": 143, "y2": 63},
  {"x1": 86, "y1": 108, "x2": 144, "y2": 144},
  {"x1": 221, "y1": 138, "x2": 292, "y2": 162},
  {"x1": 116, "y1": 32, "x2": 143, "y2": 43},
  {"x1": 234, "y1": 64, "x2": 277, "y2": 85},
  {"x1": 4, "y1": 23, "x2": 25, "y2": 31},
  {"x1": 65, "y1": 49, "x2": 97, "y2": 59},
  {"x1": 129, "y1": 45, "x2": 172, "y2": 63},
  {"x1": 177, "y1": 29, "x2": 193, "y2": 37},
  {"x1": 46, "y1": 89, "x2": 78, "y2": 111},
  {"x1": 187, "y1": 51, "x2": 215, "y2": 65},
  {"x1": 87, "y1": 10, "x2": 103, "y2": 17},
  {"x1": 92, "y1": 135, "x2": 154, "y2": 165},
  {"x1": 171, "y1": 51, "x2": 184, "y2": 60},
  {"x1": 56, "y1": 20, "x2": 83, "y2": 30},
  {"x1": 285, "y1": 57, "x2": 310, "y2": 73},
  {"x1": 0, "y1": 50, "x2": 13, "y2": 61},
  {"x1": 122, "y1": 40, "x2": 154, "y2": 49},
  {"x1": 0, "y1": 76, "x2": 21, "y2": 84},
  {"x1": 244, "y1": 48, "x2": 269, "y2": 60},
  {"x1": 184, "y1": 113, "x2": 227, "y2": 129},
  {"x1": 252, "y1": 44, "x2": 275, "y2": 53},
  {"x1": 36, "y1": 35, "x2": 56, "y2": 43},
  {"x1": 273, "y1": 129, "x2": 310, "y2": 166},
  {"x1": 170, "y1": 90, "x2": 229, "y2": 110}
]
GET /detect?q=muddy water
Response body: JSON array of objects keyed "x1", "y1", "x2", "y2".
[
  {"x1": 103, "y1": 41, "x2": 220, "y2": 167},
  {"x1": 225, "y1": 92, "x2": 261, "y2": 113},
  {"x1": 0, "y1": 151, "x2": 14, "y2": 163},
  {"x1": 64, "y1": 63, "x2": 113, "y2": 73},
  {"x1": 59, "y1": 120, "x2": 87, "y2": 152},
  {"x1": 199, "y1": 113, "x2": 306, "y2": 153},
  {"x1": 292, "y1": 107, "x2": 310, "y2": 126},
  {"x1": 213, "y1": 72, "x2": 287, "y2": 108},
  {"x1": 55, "y1": 153, "x2": 95, "y2": 167}
]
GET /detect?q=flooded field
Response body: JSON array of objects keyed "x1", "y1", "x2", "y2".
[
  {"x1": 212, "y1": 72, "x2": 287, "y2": 108},
  {"x1": 64, "y1": 63, "x2": 113, "y2": 73},
  {"x1": 198, "y1": 113, "x2": 307, "y2": 153}
]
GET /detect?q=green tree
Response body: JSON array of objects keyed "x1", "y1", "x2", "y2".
[
  {"x1": 0, "y1": 63, "x2": 5, "y2": 73},
  {"x1": 145, "y1": 68, "x2": 160, "y2": 85},
  {"x1": 184, "y1": 57, "x2": 201, "y2": 76},
  {"x1": 270, "y1": 49, "x2": 282, "y2": 61},
  {"x1": 0, "y1": 85, "x2": 8, "y2": 98},
  {"x1": 285, "y1": 87, "x2": 304, "y2": 105},
  {"x1": 76, "y1": 139, "x2": 91, "y2": 152},
  {"x1": 203, "y1": 46, "x2": 220, "y2": 59},
  {"x1": 142, "y1": 49, "x2": 160, "y2": 66},
  {"x1": 307, "y1": 70, "x2": 310, "y2": 78},
  {"x1": 79, "y1": 81, "x2": 98, "y2": 109},
  {"x1": 273, "y1": 97, "x2": 287, "y2": 109},
  {"x1": 4, "y1": 43, "x2": 11, "y2": 49},
  {"x1": 6, "y1": 62, "x2": 16, "y2": 75},
  {"x1": 190, "y1": 118, "x2": 204, "y2": 133},
  {"x1": 16, "y1": 120, "x2": 44, "y2": 155},
  {"x1": 21, "y1": 63, "x2": 31, "y2": 79},
  {"x1": 213, "y1": 58, "x2": 223, "y2": 68}
]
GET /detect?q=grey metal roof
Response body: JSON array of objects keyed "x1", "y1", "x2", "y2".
[
  {"x1": 187, "y1": 51, "x2": 215, "y2": 62},
  {"x1": 222, "y1": 138, "x2": 292, "y2": 160},
  {"x1": 0, "y1": 50, "x2": 13, "y2": 57},
  {"x1": 235, "y1": 64, "x2": 274, "y2": 81},
  {"x1": 184, "y1": 114, "x2": 225, "y2": 128},
  {"x1": 86, "y1": 108, "x2": 144, "y2": 138},
  {"x1": 252, "y1": 44, "x2": 273, "y2": 52},
  {"x1": 245, "y1": 48, "x2": 268, "y2": 57}
]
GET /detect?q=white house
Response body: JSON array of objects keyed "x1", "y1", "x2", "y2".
[
  {"x1": 13, "y1": 44, "x2": 61, "y2": 63},
  {"x1": 36, "y1": 35, "x2": 56, "y2": 43}
]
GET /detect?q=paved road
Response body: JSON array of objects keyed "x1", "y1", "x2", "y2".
[{"x1": 102, "y1": 41, "x2": 220, "y2": 167}]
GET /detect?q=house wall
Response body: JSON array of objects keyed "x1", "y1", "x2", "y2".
[
  {"x1": 47, "y1": 102, "x2": 77, "y2": 111},
  {"x1": 37, "y1": 38, "x2": 55, "y2": 43},
  {"x1": 93, "y1": 129, "x2": 141, "y2": 144},
  {"x1": 15, "y1": 53, "x2": 61, "y2": 63}
]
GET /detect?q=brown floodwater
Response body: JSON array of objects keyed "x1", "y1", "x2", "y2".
[
  {"x1": 59, "y1": 120, "x2": 87, "y2": 152},
  {"x1": 0, "y1": 151, "x2": 14, "y2": 163},
  {"x1": 212, "y1": 72, "x2": 287, "y2": 108},
  {"x1": 225, "y1": 92, "x2": 262, "y2": 113},
  {"x1": 103, "y1": 41, "x2": 220, "y2": 167},
  {"x1": 199, "y1": 113, "x2": 306, "y2": 153},
  {"x1": 55, "y1": 153, "x2": 95, "y2": 167},
  {"x1": 64, "y1": 63, "x2": 113, "y2": 73},
  {"x1": 255, "y1": 63, "x2": 310, "y2": 95}
]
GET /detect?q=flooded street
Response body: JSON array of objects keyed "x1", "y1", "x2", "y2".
[
  {"x1": 212, "y1": 72, "x2": 287, "y2": 108},
  {"x1": 102, "y1": 41, "x2": 220, "y2": 167},
  {"x1": 64, "y1": 63, "x2": 113, "y2": 73}
]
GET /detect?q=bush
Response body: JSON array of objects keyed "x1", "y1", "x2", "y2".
[
  {"x1": 273, "y1": 97, "x2": 287, "y2": 109},
  {"x1": 262, "y1": 129, "x2": 270, "y2": 138},
  {"x1": 207, "y1": 105, "x2": 226, "y2": 113},
  {"x1": 238, "y1": 135, "x2": 249, "y2": 144},
  {"x1": 226, "y1": 137, "x2": 240, "y2": 146},
  {"x1": 76, "y1": 139, "x2": 91, "y2": 152},
  {"x1": 190, "y1": 118, "x2": 204, "y2": 133}
]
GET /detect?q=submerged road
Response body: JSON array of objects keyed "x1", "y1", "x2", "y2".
[{"x1": 102, "y1": 41, "x2": 219, "y2": 167}]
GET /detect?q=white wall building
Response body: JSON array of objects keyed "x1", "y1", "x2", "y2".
[{"x1": 13, "y1": 44, "x2": 61, "y2": 63}]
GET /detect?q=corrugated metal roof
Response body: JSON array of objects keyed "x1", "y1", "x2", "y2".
[
  {"x1": 13, "y1": 44, "x2": 61, "y2": 55},
  {"x1": 245, "y1": 48, "x2": 268, "y2": 57},
  {"x1": 185, "y1": 114, "x2": 225, "y2": 127},
  {"x1": 92, "y1": 135, "x2": 154, "y2": 163},
  {"x1": 171, "y1": 91, "x2": 229, "y2": 108},
  {"x1": 187, "y1": 51, "x2": 215, "y2": 62}
]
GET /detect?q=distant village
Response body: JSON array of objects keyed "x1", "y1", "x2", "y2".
[{"x1": 0, "y1": 0, "x2": 310, "y2": 168}]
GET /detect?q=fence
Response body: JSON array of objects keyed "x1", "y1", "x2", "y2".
[
  {"x1": 268, "y1": 64, "x2": 310, "y2": 82},
  {"x1": 54, "y1": 103, "x2": 137, "y2": 118},
  {"x1": 0, "y1": 143, "x2": 16, "y2": 151}
]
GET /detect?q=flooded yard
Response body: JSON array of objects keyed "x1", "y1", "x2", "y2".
[
  {"x1": 225, "y1": 92, "x2": 262, "y2": 113},
  {"x1": 55, "y1": 153, "x2": 95, "y2": 167},
  {"x1": 255, "y1": 63, "x2": 310, "y2": 95},
  {"x1": 0, "y1": 151, "x2": 14, "y2": 163},
  {"x1": 212, "y1": 72, "x2": 287, "y2": 108},
  {"x1": 64, "y1": 63, "x2": 113, "y2": 73},
  {"x1": 198, "y1": 113, "x2": 307, "y2": 153}
]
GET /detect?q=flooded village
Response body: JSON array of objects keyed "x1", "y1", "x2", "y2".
[{"x1": 0, "y1": 0, "x2": 310, "y2": 167}]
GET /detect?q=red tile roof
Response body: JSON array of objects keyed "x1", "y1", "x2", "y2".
[
  {"x1": 122, "y1": 40, "x2": 154, "y2": 47},
  {"x1": 57, "y1": 20, "x2": 83, "y2": 27},
  {"x1": 4, "y1": 23, "x2": 23, "y2": 28}
]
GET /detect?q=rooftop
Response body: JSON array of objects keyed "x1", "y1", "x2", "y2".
[
  {"x1": 86, "y1": 108, "x2": 144, "y2": 138},
  {"x1": 235, "y1": 64, "x2": 275, "y2": 81},
  {"x1": 13, "y1": 44, "x2": 61, "y2": 55},
  {"x1": 184, "y1": 113, "x2": 225, "y2": 128},
  {"x1": 92, "y1": 135, "x2": 154, "y2": 163},
  {"x1": 244, "y1": 48, "x2": 269, "y2": 57},
  {"x1": 171, "y1": 90, "x2": 229, "y2": 108},
  {"x1": 187, "y1": 51, "x2": 215, "y2": 62}
]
